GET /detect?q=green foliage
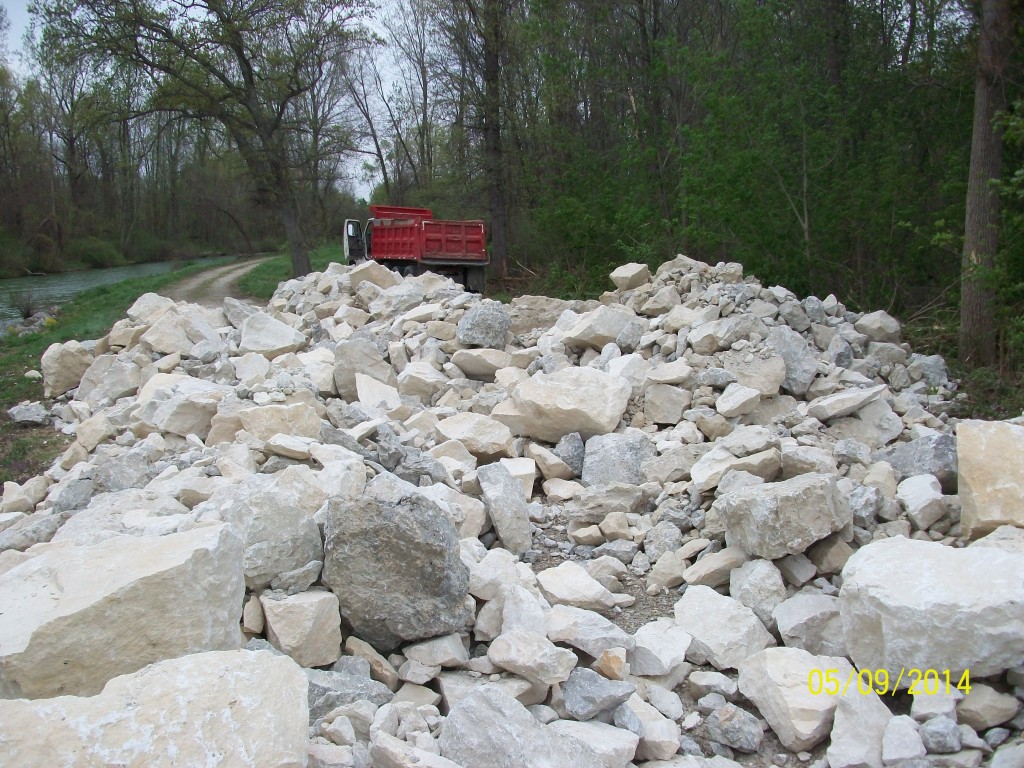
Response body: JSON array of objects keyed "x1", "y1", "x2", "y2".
[
  {"x1": 64, "y1": 237, "x2": 124, "y2": 269},
  {"x1": 237, "y1": 247, "x2": 340, "y2": 300}
]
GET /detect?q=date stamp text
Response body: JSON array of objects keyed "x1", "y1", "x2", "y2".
[{"x1": 808, "y1": 668, "x2": 971, "y2": 697}]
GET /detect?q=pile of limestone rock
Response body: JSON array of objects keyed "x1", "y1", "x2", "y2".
[{"x1": 1, "y1": 255, "x2": 1023, "y2": 768}]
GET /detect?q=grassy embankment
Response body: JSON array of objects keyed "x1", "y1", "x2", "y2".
[
  {"x1": 0, "y1": 257, "x2": 236, "y2": 485},
  {"x1": 237, "y1": 244, "x2": 344, "y2": 300}
]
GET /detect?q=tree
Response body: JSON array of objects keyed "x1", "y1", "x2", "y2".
[
  {"x1": 960, "y1": 0, "x2": 1014, "y2": 368},
  {"x1": 37, "y1": 0, "x2": 370, "y2": 277}
]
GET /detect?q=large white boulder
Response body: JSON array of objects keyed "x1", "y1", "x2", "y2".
[
  {"x1": 673, "y1": 585, "x2": 775, "y2": 670},
  {"x1": 487, "y1": 629, "x2": 577, "y2": 686},
  {"x1": 40, "y1": 339, "x2": 94, "y2": 398},
  {"x1": 238, "y1": 402, "x2": 322, "y2": 441},
  {"x1": 562, "y1": 305, "x2": 639, "y2": 350},
  {"x1": 261, "y1": 589, "x2": 342, "y2": 668},
  {"x1": 439, "y1": 685, "x2": 602, "y2": 767},
  {"x1": 610, "y1": 262, "x2": 651, "y2": 291},
  {"x1": 238, "y1": 311, "x2": 306, "y2": 359},
  {"x1": 436, "y1": 412, "x2": 514, "y2": 460},
  {"x1": 738, "y1": 647, "x2": 854, "y2": 752},
  {"x1": 0, "y1": 650, "x2": 308, "y2": 768},
  {"x1": 494, "y1": 367, "x2": 631, "y2": 442},
  {"x1": 713, "y1": 473, "x2": 850, "y2": 559},
  {"x1": 0, "y1": 524, "x2": 244, "y2": 698},
  {"x1": 140, "y1": 305, "x2": 221, "y2": 356},
  {"x1": 957, "y1": 419, "x2": 1024, "y2": 538},
  {"x1": 840, "y1": 536, "x2": 1024, "y2": 681},
  {"x1": 131, "y1": 375, "x2": 233, "y2": 440},
  {"x1": 826, "y1": 687, "x2": 893, "y2": 768},
  {"x1": 536, "y1": 560, "x2": 617, "y2": 612},
  {"x1": 192, "y1": 465, "x2": 326, "y2": 589}
]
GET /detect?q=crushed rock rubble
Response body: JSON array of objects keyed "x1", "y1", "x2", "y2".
[{"x1": 2, "y1": 255, "x2": 1024, "y2": 767}]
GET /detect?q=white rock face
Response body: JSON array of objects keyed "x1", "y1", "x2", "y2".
[
  {"x1": 616, "y1": 693, "x2": 682, "y2": 760},
  {"x1": 0, "y1": 650, "x2": 308, "y2": 768},
  {"x1": 673, "y1": 585, "x2": 775, "y2": 670},
  {"x1": 714, "y1": 473, "x2": 850, "y2": 559},
  {"x1": 477, "y1": 462, "x2": 533, "y2": 555},
  {"x1": 132, "y1": 375, "x2": 232, "y2": 440},
  {"x1": 562, "y1": 305, "x2": 638, "y2": 350},
  {"x1": 545, "y1": 604, "x2": 636, "y2": 658},
  {"x1": 840, "y1": 536, "x2": 1024, "y2": 680},
  {"x1": 436, "y1": 412, "x2": 514, "y2": 459},
  {"x1": 439, "y1": 685, "x2": 602, "y2": 767},
  {"x1": 496, "y1": 367, "x2": 631, "y2": 442},
  {"x1": 0, "y1": 524, "x2": 244, "y2": 698},
  {"x1": 896, "y1": 474, "x2": 945, "y2": 530},
  {"x1": 193, "y1": 465, "x2": 326, "y2": 589},
  {"x1": 239, "y1": 311, "x2": 306, "y2": 358},
  {"x1": 261, "y1": 589, "x2": 342, "y2": 668},
  {"x1": 806, "y1": 384, "x2": 887, "y2": 422},
  {"x1": 548, "y1": 719, "x2": 638, "y2": 768},
  {"x1": 452, "y1": 349, "x2": 512, "y2": 381},
  {"x1": 881, "y1": 715, "x2": 926, "y2": 764},
  {"x1": 738, "y1": 647, "x2": 853, "y2": 752},
  {"x1": 487, "y1": 629, "x2": 577, "y2": 685},
  {"x1": 826, "y1": 687, "x2": 892, "y2": 768},
  {"x1": 610, "y1": 262, "x2": 651, "y2": 291},
  {"x1": 730, "y1": 559, "x2": 787, "y2": 632},
  {"x1": 238, "y1": 402, "x2": 322, "y2": 441},
  {"x1": 630, "y1": 618, "x2": 692, "y2": 676},
  {"x1": 536, "y1": 561, "x2": 617, "y2": 612},
  {"x1": 855, "y1": 310, "x2": 901, "y2": 343},
  {"x1": 957, "y1": 419, "x2": 1024, "y2": 537},
  {"x1": 772, "y1": 593, "x2": 846, "y2": 657},
  {"x1": 716, "y1": 383, "x2": 761, "y2": 418}
]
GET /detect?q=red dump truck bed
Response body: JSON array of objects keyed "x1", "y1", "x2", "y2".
[
  {"x1": 344, "y1": 205, "x2": 488, "y2": 291},
  {"x1": 368, "y1": 205, "x2": 487, "y2": 264}
]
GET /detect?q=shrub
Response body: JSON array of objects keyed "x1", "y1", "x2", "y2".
[
  {"x1": 65, "y1": 237, "x2": 123, "y2": 268},
  {"x1": 9, "y1": 290, "x2": 38, "y2": 320}
]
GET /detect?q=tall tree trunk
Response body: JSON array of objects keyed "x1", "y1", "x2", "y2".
[
  {"x1": 959, "y1": 0, "x2": 1011, "y2": 369},
  {"x1": 279, "y1": 194, "x2": 311, "y2": 276},
  {"x1": 483, "y1": 0, "x2": 508, "y2": 279}
]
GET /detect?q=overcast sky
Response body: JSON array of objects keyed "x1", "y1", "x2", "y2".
[{"x1": 3, "y1": 0, "x2": 32, "y2": 72}]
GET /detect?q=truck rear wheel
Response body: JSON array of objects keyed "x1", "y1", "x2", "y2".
[
  {"x1": 465, "y1": 267, "x2": 486, "y2": 293},
  {"x1": 402, "y1": 265, "x2": 417, "y2": 278}
]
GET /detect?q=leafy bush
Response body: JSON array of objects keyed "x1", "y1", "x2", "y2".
[{"x1": 65, "y1": 237, "x2": 123, "y2": 268}]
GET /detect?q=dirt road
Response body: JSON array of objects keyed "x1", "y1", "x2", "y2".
[{"x1": 164, "y1": 257, "x2": 272, "y2": 307}]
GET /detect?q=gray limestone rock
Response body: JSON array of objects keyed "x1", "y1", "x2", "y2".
[
  {"x1": 554, "y1": 433, "x2": 586, "y2": 477},
  {"x1": 766, "y1": 325, "x2": 819, "y2": 396},
  {"x1": 322, "y1": 493, "x2": 473, "y2": 653},
  {"x1": 477, "y1": 462, "x2": 533, "y2": 556},
  {"x1": 874, "y1": 433, "x2": 958, "y2": 493},
  {"x1": 581, "y1": 429, "x2": 656, "y2": 487},
  {"x1": 306, "y1": 667, "x2": 393, "y2": 725},
  {"x1": 713, "y1": 473, "x2": 850, "y2": 560},
  {"x1": 561, "y1": 667, "x2": 636, "y2": 721},
  {"x1": 456, "y1": 301, "x2": 511, "y2": 348},
  {"x1": 706, "y1": 703, "x2": 764, "y2": 753},
  {"x1": 919, "y1": 715, "x2": 961, "y2": 754},
  {"x1": 6, "y1": 401, "x2": 49, "y2": 426}
]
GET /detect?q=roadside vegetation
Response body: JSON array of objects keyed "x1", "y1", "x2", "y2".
[
  {"x1": 0, "y1": 258, "x2": 234, "y2": 484},
  {"x1": 238, "y1": 245, "x2": 344, "y2": 300}
]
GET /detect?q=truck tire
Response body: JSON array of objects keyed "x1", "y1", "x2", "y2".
[
  {"x1": 465, "y1": 266, "x2": 486, "y2": 294},
  {"x1": 402, "y1": 265, "x2": 417, "y2": 278}
]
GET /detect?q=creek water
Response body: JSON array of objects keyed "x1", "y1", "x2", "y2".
[{"x1": 0, "y1": 259, "x2": 218, "y2": 322}]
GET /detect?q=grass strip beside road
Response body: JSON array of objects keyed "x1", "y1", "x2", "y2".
[
  {"x1": 0, "y1": 256, "x2": 236, "y2": 484},
  {"x1": 237, "y1": 245, "x2": 344, "y2": 300}
]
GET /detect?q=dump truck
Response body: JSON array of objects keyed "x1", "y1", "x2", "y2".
[{"x1": 343, "y1": 205, "x2": 488, "y2": 292}]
